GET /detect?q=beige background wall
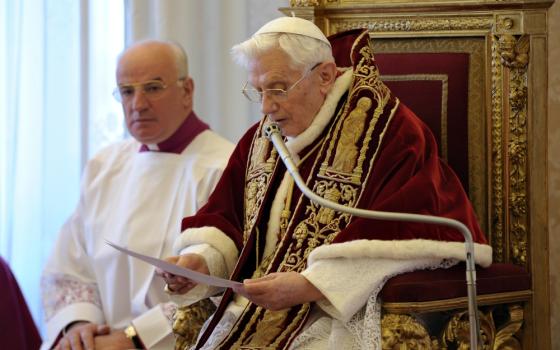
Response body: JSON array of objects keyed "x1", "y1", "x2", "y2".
[{"x1": 548, "y1": 0, "x2": 560, "y2": 347}]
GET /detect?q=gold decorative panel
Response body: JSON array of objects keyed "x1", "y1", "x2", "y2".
[
  {"x1": 373, "y1": 37, "x2": 487, "y2": 234},
  {"x1": 380, "y1": 302, "x2": 527, "y2": 349}
]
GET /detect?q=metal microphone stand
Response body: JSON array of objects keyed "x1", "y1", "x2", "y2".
[{"x1": 264, "y1": 123, "x2": 481, "y2": 348}]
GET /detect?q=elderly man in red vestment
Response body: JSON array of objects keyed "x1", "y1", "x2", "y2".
[{"x1": 162, "y1": 17, "x2": 492, "y2": 349}]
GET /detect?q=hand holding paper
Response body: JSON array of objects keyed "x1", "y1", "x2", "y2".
[{"x1": 105, "y1": 240, "x2": 241, "y2": 289}]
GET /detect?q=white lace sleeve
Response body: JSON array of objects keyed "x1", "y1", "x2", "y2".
[
  {"x1": 41, "y1": 273, "x2": 102, "y2": 321},
  {"x1": 295, "y1": 258, "x2": 459, "y2": 349},
  {"x1": 343, "y1": 258, "x2": 459, "y2": 350}
]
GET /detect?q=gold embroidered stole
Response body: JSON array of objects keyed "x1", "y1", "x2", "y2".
[{"x1": 216, "y1": 31, "x2": 399, "y2": 350}]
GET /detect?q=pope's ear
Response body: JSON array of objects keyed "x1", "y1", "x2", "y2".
[{"x1": 318, "y1": 61, "x2": 337, "y2": 94}]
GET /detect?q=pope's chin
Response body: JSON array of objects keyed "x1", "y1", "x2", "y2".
[{"x1": 280, "y1": 127, "x2": 298, "y2": 138}]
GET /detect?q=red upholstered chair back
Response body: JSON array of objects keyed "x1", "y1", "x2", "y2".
[{"x1": 329, "y1": 29, "x2": 470, "y2": 193}]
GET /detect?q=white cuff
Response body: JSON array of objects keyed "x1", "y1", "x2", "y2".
[
  {"x1": 179, "y1": 243, "x2": 227, "y2": 280},
  {"x1": 302, "y1": 257, "x2": 440, "y2": 322},
  {"x1": 173, "y1": 226, "x2": 239, "y2": 275},
  {"x1": 131, "y1": 305, "x2": 175, "y2": 350},
  {"x1": 167, "y1": 244, "x2": 226, "y2": 306}
]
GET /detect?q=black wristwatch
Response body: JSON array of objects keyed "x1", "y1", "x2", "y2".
[{"x1": 124, "y1": 324, "x2": 145, "y2": 349}]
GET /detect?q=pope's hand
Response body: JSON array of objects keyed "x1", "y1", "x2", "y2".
[
  {"x1": 157, "y1": 253, "x2": 209, "y2": 294},
  {"x1": 233, "y1": 272, "x2": 324, "y2": 310}
]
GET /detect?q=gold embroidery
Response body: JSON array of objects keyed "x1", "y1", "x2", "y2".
[
  {"x1": 270, "y1": 304, "x2": 310, "y2": 348},
  {"x1": 294, "y1": 222, "x2": 309, "y2": 250},
  {"x1": 244, "y1": 121, "x2": 279, "y2": 244},
  {"x1": 256, "y1": 139, "x2": 325, "y2": 278},
  {"x1": 245, "y1": 181, "x2": 259, "y2": 216},
  {"x1": 249, "y1": 137, "x2": 270, "y2": 171},
  {"x1": 243, "y1": 174, "x2": 269, "y2": 243},
  {"x1": 278, "y1": 178, "x2": 295, "y2": 240},
  {"x1": 240, "y1": 309, "x2": 289, "y2": 347},
  {"x1": 320, "y1": 34, "x2": 391, "y2": 186},
  {"x1": 331, "y1": 96, "x2": 372, "y2": 173},
  {"x1": 316, "y1": 186, "x2": 342, "y2": 224}
]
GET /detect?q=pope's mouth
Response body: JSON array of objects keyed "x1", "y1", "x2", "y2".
[{"x1": 271, "y1": 118, "x2": 287, "y2": 125}]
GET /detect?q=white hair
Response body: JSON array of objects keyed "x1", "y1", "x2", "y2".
[
  {"x1": 231, "y1": 33, "x2": 334, "y2": 72},
  {"x1": 167, "y1": 42, "x2": 189, "y2": 78}
]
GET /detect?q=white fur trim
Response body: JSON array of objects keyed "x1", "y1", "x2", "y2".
[
  {"x1": 308, "y1": 239, "x2": 493, "y2": 267},
  {"x1": 303, "y1": 257, "x2": 441, "y2": 322},
  {"x1": 285, "y1": 68, "x2": 353, "y2": 156},
  {"x1": 173, "y1": 226, "x2": 239, "y2": 274}
]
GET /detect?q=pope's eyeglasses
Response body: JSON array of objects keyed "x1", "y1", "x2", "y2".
[
  {"x1": 113, "y1": 78, "x2": 185, "y2": 103},
  {"x1": 242, "y1": 63, "x2": 321, "y2": 104}
]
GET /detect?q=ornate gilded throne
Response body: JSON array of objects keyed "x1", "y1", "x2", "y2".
[{"x1": 282, "y1": 0, "x2": 553, "y2": 349}]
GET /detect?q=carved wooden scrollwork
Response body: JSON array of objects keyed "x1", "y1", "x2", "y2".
[
  {"x1": 440, "y1": 304, "x2": 524, "y2": 350},
  {"x1": 331, "y1": 18, "x2": 494, "y2": 34},
  {"x1": 381, "y1": 314, "x2": 434, "y2": 349},
  {"x1": 381, "y1": 304, "x2": 524, "y2": 350},
  {"x1": 440, "y1": 309, "x2": 494, "y2": 349},
  {"x1": 290, "y1": 0, "x2": 319, "y2": 7},
  {"x1": 490, "y1": 34, "x2": 506, "y2": 263},
  {"x1": 495, "y1": 34, "x2": 530, "y2": 266},
  {"x1": 497, "y1": 35, "x2": 529, "y2": 69}
]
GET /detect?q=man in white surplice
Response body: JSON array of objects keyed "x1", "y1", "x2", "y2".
[{"x1": 41, "y1": 40, "x2": 234, "y2": 350}]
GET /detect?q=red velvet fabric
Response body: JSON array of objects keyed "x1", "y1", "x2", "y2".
[
  {"x1": 380, "y1": 263, "x2": 530, "y2": 302},
  {"x1": 329, "y1": 30, "x2": 470, "y2": 192},
  {"x1": 0, "y1": 257, "x2": 41, "y2": 350},
  {"x1": 377, "y1": 53, "x2": 470, "y2": 193},
  {"x1": 329, "y1": 29, "x2": 365, "y2": 67}
]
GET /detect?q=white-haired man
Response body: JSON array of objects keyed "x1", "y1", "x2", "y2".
[
  {"x1": 162, "y1": 18, "x2": 491, "y2": 349},
  {"x1": 41, "y1": 40, "x2": 233, "y2": 350}
]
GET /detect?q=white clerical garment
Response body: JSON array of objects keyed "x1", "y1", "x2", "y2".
[{"x1": 41, "y1": 129, "x2": 233, "y2": 350}]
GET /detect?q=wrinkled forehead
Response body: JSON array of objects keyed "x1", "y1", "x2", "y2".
[{"x1": 246, "y1": 48, "x2": 304, "y2": 86}]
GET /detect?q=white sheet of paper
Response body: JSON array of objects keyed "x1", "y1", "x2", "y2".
[{"x1": 105, "y1": 240, "x2": 242, "y2": 289}]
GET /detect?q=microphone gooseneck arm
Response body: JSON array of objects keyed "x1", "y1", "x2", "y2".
[{"x1": 264, "y1": 123, "x2": 481, "y2": 348}]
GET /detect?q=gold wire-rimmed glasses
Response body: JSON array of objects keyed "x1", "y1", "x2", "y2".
[
  {"x1": 242, "y1": 63, "x2": 321, "y2": 103},
  {"x1": 113, "y1": 78, "x2": 185, "y2": 103}
]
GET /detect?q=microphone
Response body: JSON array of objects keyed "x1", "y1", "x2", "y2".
[{"x1": 264, "y1": 122, "x2": 481, "y2": 348}]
